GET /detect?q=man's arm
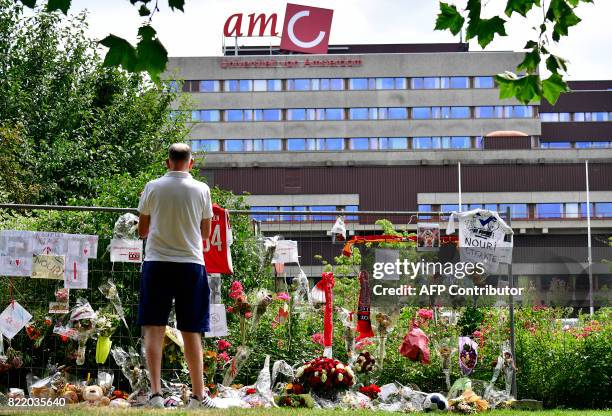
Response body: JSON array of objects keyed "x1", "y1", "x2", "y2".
[
  {"x1": 139, "y1": 214, "x2": 150, "y2": 239},
  {"x1": 201, "y1": 218, "x2": 212, "y2": 240}
]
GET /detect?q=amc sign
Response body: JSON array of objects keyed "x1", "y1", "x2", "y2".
[{"x1": 223, "y1": 3, "x2": 334, "y2": 54}]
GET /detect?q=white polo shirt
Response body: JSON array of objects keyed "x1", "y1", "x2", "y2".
[{"x1": 138, "y1": 171, "x2": 213, "y2": 265}]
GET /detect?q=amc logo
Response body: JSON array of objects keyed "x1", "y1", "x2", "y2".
[
  {"x1": 128, "y1": 251, "x2": 141, "y2": 261},
  {"x1": 224, "y1": 3, "x2": 333, "y2": 54}
]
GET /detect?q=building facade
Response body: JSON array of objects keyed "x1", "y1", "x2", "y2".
[{"x1": 166, "y1": 43, "x2": 612, "y2": 277}]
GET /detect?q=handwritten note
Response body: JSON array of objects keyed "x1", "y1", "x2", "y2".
[
  {"x1": 64, "y1": 257, "x2": 88, "y2": 289},
  {"x1": 110, "y1": 239, "x2": 143, "y2": 263},
  {"x1": 0, "y1": 301, "x2": 32, "y2": 339},
  {"x1": 272, "y1": 240, "x2": 299, "y2": 264},
  {"x1": 31, "y1": 255, "x2": 65, "y2": 279}
]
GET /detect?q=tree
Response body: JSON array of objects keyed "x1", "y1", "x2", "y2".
[
  {"x1": 0, "y1": 0, "x2": 190, "y2": 205},
  {"x1": 434, "y1": 0, "x2": 593, "y2": 104}
]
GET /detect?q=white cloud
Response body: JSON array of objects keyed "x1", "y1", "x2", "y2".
[{"x1": 70, "y1": 0, "x2": 612, "y2": 80}]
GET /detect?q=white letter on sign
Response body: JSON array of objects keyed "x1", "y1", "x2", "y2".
[{"x1": 287, "y1": 10, "x2": 326, "y2": 49}]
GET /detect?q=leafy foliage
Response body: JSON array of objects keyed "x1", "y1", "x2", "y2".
[{"x1": 435, "y1": 0, "x2": 594, "y2": 104}]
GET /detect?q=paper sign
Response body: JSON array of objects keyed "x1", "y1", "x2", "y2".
[
  {"x1": 110, "y1": 239, "x2": 143, "y2": 263},
  {"x1": 31, "y1": 255, "x2": 65, "y2": 279},
  {"x1": 0, "y1": 301, "x2": 32, "y2": 339},
  {"x1": 272, "y1": 240, "x2": 299, "y2": 264},
  {"x1": 64, "y1": 257, "x2": 88, "y2": 289},
  {"x1": 0, "y1": 256, "x2": 32, "y2": 277},
  {"x1": 48, "y1": 302, "x2": 69, "y2": 314},
  {"x1": 204, "y1": 304, "x2": 228, "y2": 338},
  {"x1": 417, "y1": 223, "x2": 440, "y2": 252}
]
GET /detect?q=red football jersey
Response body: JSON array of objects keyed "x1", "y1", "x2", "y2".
[{"x1": 203, "y1": 204, "x2": 233, "y2": 274}]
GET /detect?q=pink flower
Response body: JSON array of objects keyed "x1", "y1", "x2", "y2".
[
  {"x1": 226, "y1": 306, "x2": 234, "y2": 313},
  {"x1": 311, "y1": 333, "x2": 325, "y2": 345},
  {"x1": 218, "y1": 351, "x2": 230, "y2": 363},
  {"x1": 217, "y1": 339, "x2": 231, "y2": 351},
  {"x1": 355, "y1": 339, "x2": 374, "y2": 350},
  {"x1": 276, "y1": 292, "x2": 290, "y2": 301},
  {"x1": 417, "y1": 308, "x2": 433, "y2": 320},
  {"x1": 245, "y1": 312, "x2": 252, "y2": 319},
  {"x1": 229, "y1": 281, "x2": 244, "y2": 299}
]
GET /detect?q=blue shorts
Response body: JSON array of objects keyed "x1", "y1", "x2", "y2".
[{"x1": 137, "y1": 261, "x2": 210, "y2": 333}]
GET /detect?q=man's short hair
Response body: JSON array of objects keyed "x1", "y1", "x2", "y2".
[{"x1": 168, "y1": 143, "x2": 192, "y2": 162}]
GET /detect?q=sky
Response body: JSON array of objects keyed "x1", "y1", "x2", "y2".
[{"x1": 68, "y1": 0, "x2": 612, "y2": 80}]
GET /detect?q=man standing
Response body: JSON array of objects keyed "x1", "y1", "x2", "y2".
[{"x1": 137, "y1": 143, "x2": 217, "y2": 408}]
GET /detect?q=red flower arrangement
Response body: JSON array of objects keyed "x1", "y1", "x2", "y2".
[
  {"x1": 245, "y1": 388, "x2": 257, "y2": 395},
  {"x1": 295, "y1": 357, "x2": 354, "y2": 397},
  {"x1": 359, "y1": 384, "x2": 381, "y2": 400}
]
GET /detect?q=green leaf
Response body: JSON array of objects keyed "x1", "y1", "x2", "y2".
[
  {"x1": 517, "y1": 47, "x2": 541, "y2": 73},
  {"x1": 434, "y1": 2, "x2": 465, "y2": 35},
  {"x1": 542, "y1": 73, "x2": 569, "y2": 104},
  {"x1": 168, "y1": 0, "x2": 185, "y2": 12},
  {"x1": 475, "y1": 16, "x2": 507, "y2": 48},
  {"x1": 546, "y1": 0, "x2": 581, "y2": 41},
  {"x1": 138, "y1": 5, "x2": 151, "y2": 16},
  {"x1": 495, "y1": 72, "x2": 541, "y2": 104},
  {"x1": 465, "y1": 0, "x2": 482, "y2": 40},
  {"x1": 99, "y1": 35, "x2": 138, "y2": 72},
  {"x1": 138, "y1": 25, "x2": 157, "y2": 41},
  {"x1": 19, "y1": 0, "x2": 37, "y2": 7},
  {"x1": 136, "y1": 36, "x2": 168, "y2": 83},
  {"x1": 505, "y1": 0, "x2": 540, "y2": 17},
  {"x1": 545, "y1": 54, "x2": 568, "y2": 74},
  {"x1": 46, "y1": 0, "x2": 71, "y2": 14}
]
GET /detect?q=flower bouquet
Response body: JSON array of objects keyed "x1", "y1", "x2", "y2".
[
  {"x1": 359, "y1": 384, "x2": 381, "y2": 400},
  {"x1": 435, "y1": 337, "x2": 457, "y2": 390},
  {"x1": 295, "y1": 357, "x2": 354, "y2": 401},
  {"x1": 26, "y1": 316, "x2": 53, "y2": 348},
  {"x1": 459, "y1": 337, "x2": 478, "y2": 376},
  {"x1": 94, "y1": 310, "x2": 119, "y2": 364}
]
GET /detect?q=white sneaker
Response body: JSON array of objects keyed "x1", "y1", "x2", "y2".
[
  {"x1": 147, "y1": 393, "x2": 165, "y2": 408},
  {"x1": 187, "y1": 394, "x2": 218, "y2": 409}
]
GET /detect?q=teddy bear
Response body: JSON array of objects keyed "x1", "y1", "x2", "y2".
[{"x1": 82, "y1": 385, "x2": 110, "y2": 406}]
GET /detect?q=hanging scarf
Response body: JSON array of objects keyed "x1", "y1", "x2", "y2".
[
  {"x1": 310, "y1": 272, "x2": 335, "y2": 358},
  {"x1": 356, "y1": 271, "x2": 375, "y2": 340}
]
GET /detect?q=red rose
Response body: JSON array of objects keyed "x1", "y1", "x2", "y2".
[{"x1": 246, "y1": 388, "x2": 257, "y2": 395}]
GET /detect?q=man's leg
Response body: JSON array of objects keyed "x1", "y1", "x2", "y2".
[
  {"x1": 144, "y1": 325, "x2": 166, "y2": 395},
  {"x1": 181, "y1": 331, "x2": 204, "y2": 398}
]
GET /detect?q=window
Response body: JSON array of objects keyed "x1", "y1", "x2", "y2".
[
  {"x1": 565, "y1": 203, "x2": 579, "y2": 218},
  {"x1": 253, "y1": 109, "x2": 282, "y2": 121},
  {"x1": 349, "y1": 138, "x2": 370, "y2": 150},
  {"x1": 190, "y1": 139, "x2": 220, "y2": 152},
  {"x1": 344, "y1": 205, "x2": 358, "y2": 221},
  {"x1": 349, "y1": 108, "x2": 370, "y2": 120},
  {"x1": 287, "y1": 139, "x2": 313, "y2": 151},
  {"x1": 558, "y1": 112, "x2": 571, "y2": 121},
  {"x1": 253, "y1": 80, "x2": 267, "y2": 91},
  {"x1": 450, "y1": 136, "x2": 471, "y2": 148},
  {"x1": 592, "y1": 112, "x2": 608, "y2": 121},
  {"x1": 287, "y1": 109, "x2": 306, "y2": 121},
  {"x1": 423, "y1": 77, "x2": 440, "y2": 89},
  {"x1": 475, "y1": 136, "x2": 484, "y2": 148},
  {"x1": 413, "y1": 137, "x2": 432, "y2": 149},
  {"x1": 411, "y1": 78, "x2": 424, "y2": 89},
  {"x1": 324, "y1": 138, "x2": 344, "y2": 150},
  {"x1": 449, "y1": 76, "x2": 469, "y2": 89},
  {"x1": 268, "y1": 79, "x2": 282, "y2": 91},
  {"x1": 418, "y1": 204, "x2": 432, "y2": 220},
  {"x1": 250, "y1": 206, "x2": 276, "y2": 222},
  {"x1": 474, "y1": 76, "x2": 494, "y2": 88},
  {"x1": 224, "y1": 80, "x2": 252, "y2": 92},
  {"x1": 536, "y1": 203, "x2": 563, "y2": 218},
  {"x1": 412, "y1": 107, "x2": 431, "y2": 119},
  {"x1": 541, "y1": 142, "x2": 571, "y2": 149},
  {"x1": 595, "y1": 203, "x2": 612, "y2": 218},
  {"x1": 380, "y1": 137, "x2": 408, "y2": 150},
  {"x1": 324, "y1": 108, "x2": 344, "y2": 121},
  {"x1": 311, "y1": 206, "x2": 335, "y2": 221},
  {"x1": 225, "y1": 140, "x2": 245, "y2": 152},
  {"x1": 388, "y1": 107, "x2": 408, "y2": 119},
  {"x1": 375, "y1": 77, "x2": 395, "y2": 90},
  {"x1": 262, "y1": 139, "x2": 282, "y2": 151},
  {"x1": 287, "y1": 78, "x2": 312, "y2": 91},
  {"x1": 505, "y1": 106, "x2": 533, "y2": 118},
  {"x1": 540, "y1": 113, "x2": 559, "y2": 122},
  {"x1": 349, "y1": 78, "x2": 370, "y2": 90},
  {"x1": 499, "y1": 204, "x2": 528, "y2": 219},
  {"x1": 199, "y1": 110, "x2": 220, "y2": 122},
  {"x1": 199, "y1": 80, "x2": 220, "y2": 92},
  {"x1": 475, "y1": 106, "x2": 503, "y2": 118},
  {"x1": 225, "y1": 109, "x2": 245, "y2": 122},
  {"x1": 450, "y1": 107, "x2": 470, "y2": 118}
]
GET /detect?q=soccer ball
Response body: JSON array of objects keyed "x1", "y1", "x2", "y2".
[{"x1": 422, "y1": 392, "x2": 449, "y2": 412}]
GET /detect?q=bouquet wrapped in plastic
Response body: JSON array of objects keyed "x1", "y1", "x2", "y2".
[
  {"x1": 111, "y1": 346, "x2": 150, "y2": 399},
  {"x1": 222, "y1": 345, "x2": 251, "y2": 386},
  {"x1": 295, "y1": 356, "x2": 354, "y2": 402},
  {"x1": 112, "y1": 213, "x2": 139, "y2": 240},
  {"x1": 399, "y1": 321, "x2": 430, "y2": 365},
  {"x1": 99, "y1": 280, "x2": 127, "y2": 329},
  {"x1": 459, "y1": 336, "x2": 478, "y2": 376},
  {"x1": 69, "y1": 299, "x2": 97, "y2": 365}
]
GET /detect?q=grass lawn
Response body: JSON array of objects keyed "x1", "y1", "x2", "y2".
[{"x1": 0, "y1": 408, "x2": 610, "y2": 416}]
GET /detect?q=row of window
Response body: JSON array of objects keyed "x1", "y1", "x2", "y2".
[
  {"x1": 418, "y1": 203, "x2": 612, "y2": 219},
  {"x1": 190, "y1": 136, "x2": 485, "y2": 152},
  {"x1": 251, "y1": 205, "x2": 358, "y2": 222},
  {"x1": 184, "y1": 105, "x2": 535, "y2": 123},
  {"x1": 540, "y1": 112, "x2": 612, "y2": 122},
  {"x1": 178, "y1": 76, "x2": 496, "y2": 93},
  {"x1": 540, "y1": 141, "x2": 612, "y2": 149}
]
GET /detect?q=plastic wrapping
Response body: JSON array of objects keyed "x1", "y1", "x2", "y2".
[
  {"x1": 375, "y1": 312, "x2": 393, "y2": 369},
  {"x1": 99, "y1": 280, "x2": 127, "y2": 329},
  {"x1": 399, "y1": 324, "x2": 430, "y2": 364},
  {"x1": 435, "y1": 337, "x2": 457, "y2": 391},
  {"x1": 271, "y1": 359, "x2": 294, "y2": 389},
  {"x1": 250, "y1": 289, "x2": 272, "y2": 332},
  {"x1": 337, "y1": 307, "x2": 357, "y2": 362},
  {"x1": 69, "y1": 299, "x2": 96, "y2": 365},
  {"x1": 459, "y1": 336, "x2": 478, "y2": 376},
  {"x1": 222, "y1": 345, "x2": 251, "y2": 386},
  {"x1": 112, "y1": 213, "x2": 139, "y2": 240},
  {"x1": 376, "y1": 382, "x2": 427, "y2": 412},
  {"x1": 291, "y1": 269, "x2": 311, "y2": 309},
  {"x1": 111, "y1": 346, "x2": 150, "y2": 398}
]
